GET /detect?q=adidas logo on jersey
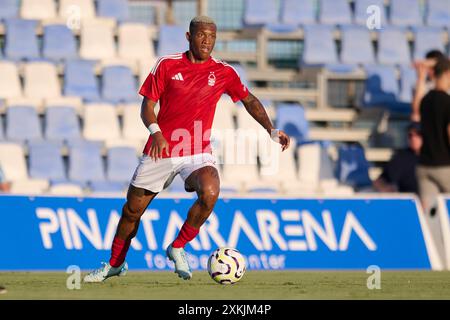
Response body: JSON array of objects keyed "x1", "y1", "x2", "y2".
[{"x1": 171, "y1": 73, "x2": 184, "y2": 81}]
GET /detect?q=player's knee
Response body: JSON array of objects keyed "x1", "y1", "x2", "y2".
[
  {"x1": 198, "y1": 186, "x2": 219, "y2": 212},
  {"x1": 122, "y1": 202, "x2": 143, "y2": 222}
]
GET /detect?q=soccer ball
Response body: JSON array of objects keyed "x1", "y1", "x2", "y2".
[{"x1": 207, "y1": 247, "x2": 246, "y2": 285}]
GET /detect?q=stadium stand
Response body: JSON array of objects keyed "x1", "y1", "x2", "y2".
[
  {"x1": 42, "y1": 24, "x2": 78, "y2": 61},
  {"x1": 0, "y1": 0, "x2": 448, "y2": 197},
  {"x1": 28, "y1": 141, "x2": 66, "y2": 182}
]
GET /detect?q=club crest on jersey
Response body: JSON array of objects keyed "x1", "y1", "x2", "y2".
[{"x1": 208, "y1": 72, "x2": 216, "y2": 86}]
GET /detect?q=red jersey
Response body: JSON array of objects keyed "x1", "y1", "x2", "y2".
[{"x1": 139, "y1": 52, "x2": 249, "y2": 158}]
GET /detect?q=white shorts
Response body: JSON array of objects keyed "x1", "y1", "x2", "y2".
[{"x1": 130, "y1": 153, "x2": 218, "y2": 193}]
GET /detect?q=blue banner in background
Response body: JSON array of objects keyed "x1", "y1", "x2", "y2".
[{"x1": 0, "y1": 195, "x2": 433, "y2": 270}]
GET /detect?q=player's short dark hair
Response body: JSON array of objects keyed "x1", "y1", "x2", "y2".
[
  {"x1": 433, "y1": 57, "x2": 450, "y2": 78},
  {"x1": 189, "y1": 16, "x2": 216, "y2": 34},
  {"x1": 425, "y1": 50, "x2": 445, "y2": 60}
]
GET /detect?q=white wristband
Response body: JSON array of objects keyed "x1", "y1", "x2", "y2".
[
  {"x1": 270, "y1": 129, "x2": 280, "y2": 143},
  {"x1": 148, "y1": 123, "x2": 161, "y2": 135}
]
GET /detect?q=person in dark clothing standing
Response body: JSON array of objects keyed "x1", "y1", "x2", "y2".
[
  {"x1": 374, "y1": 122, "x2": 422, "y2": 193},
  {"x1": 417, "y1": 58, "x2": 450, "y2": 214}
]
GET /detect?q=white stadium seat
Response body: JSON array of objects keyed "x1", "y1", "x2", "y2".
[
  {"x1": 0, "y1": 61, "x2": 22, "y2": 99},
  {"x1": 21, "y1": 0, "x2": 57, "y2": 20},
  {"x1": 10, "y1": 179, "x2": 50, "y2": 195},
  {"x1": 122, "y1": 102, "x2": 149, "y2": 144},
  {"x1": 48, "y1": 183, "x2": 84, "y2": 196},
  {"x1": 79, "y1": 19, "x2": 116, "y2": 60},
  {"x1": 59, "y1": 0, "x2": 96, "y2": 21},
  {"x1": 83, "y1": 103, "x2": 121, "y2": 142},
  {"x1": 24, "y1": 62, "x2": 61, "y2": 100},
  {"x1": 118, "y1": 23, "x2": 156, "y2": 63},
  {"x1": 0, "y1": 143, "x2": 28, "y2": 181}
]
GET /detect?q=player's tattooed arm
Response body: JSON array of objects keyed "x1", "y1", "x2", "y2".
[
  {"x1": 241, "y1": 92, "x2": 274, "y2": 134},
  {"x1": 241, "y1": 92, "x2": 291, "y2": 151}
]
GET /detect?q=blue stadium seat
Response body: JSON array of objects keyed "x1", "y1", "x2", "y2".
[
  {"x1": 106, "y1": 146, "x2": 138, "y2": 183},
  {"x1": 319, "y1": 0, "x2": 352, "y2": 25},
  {"x1": 377, "y1": 27, "x2": 411, "y2": 65},
  {"x1": 102, "y1": 65, "x2": 138, "y2": 104},
  {"x1": 6, "y1": 106, "x2": 42, "y2": 142},
  {"x1": 244, "y1": 0, "x2": 278, "y2": 26},
  {"x1": 97, "y1": 0, "x2": 129, "y2": 22},
  {"x1": 157, "y1": 25, "x2": 188, "y2": 57},
  {"x1": 64, "y1": 60, "x2": 100, "y2": 101},
  {"x1": 276, "y1": 104, "x2": 309, "y2": 144},
  {"x1": 335, "y1": 144, "x2": 372, "y2": 189},
  {"x1": 413, "y1": 27, "x2": 446, "y2": 60},
  {"x1": 90, "y1": 181, "x2": 126, "y2": 193},
  {"x1": 301, "y1": 25, "x2": 338, "y2": 66},
  {"x1": 0, "y1": 0, "x2": 18, "y2": 20},
  {"x1": 68, "y1": 141, "x2": 105, "y2": 184},
  {"x1": 29, "y1": 141, "x2": 66, "y2": 181},
  {"x1": 399, "y1": 65, "x2": 417, "y2": 103},
  {"x1": 340, "y1": 25, "x2": 375, "y2": 65},
  {"x1": 390, "y1": 0, "x2": 423, "y2": 26},
  {"x1": 427, "y1": 0, "x2": 450, "y2": 27},
  {"x1": 4, "y1": 19, "x2": 39, "y2": 60},
  {"x1": 45, "y1": 106, "x2": 81, "y2": 142},
  {"x1": 281, "y1": 0, "x2": 316, "y2": 26},
  {"x1": 363, "y1": 65, "x2": 409, "y2": 113},
  {"x1": 354, "y1": 0, "x2": 387, "y2": 26},
  {"x1": 43, "y1": 24, "x2": 77, "y2": 61}
]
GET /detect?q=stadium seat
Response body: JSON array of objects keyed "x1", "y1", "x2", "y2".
[
  {"x1": 213, "y1": 96, "x2": 235, "y2": 130},
  {"x1": 0, "y1": 142, "x2": 28, "y2": 181},
  {"x1": 90, "y1": 181, "x2": 126, "y2": 193},
  {"x1": 281, "y1": 0, "x2": 316, "y2": 26},
  {"x1": 297, "y1": 142, "x2": 321, "y2": 187},
  {"x1": 97, "y1": 0, "x2": 129, "y2": 22},
  {"x1": 363, "y1": 65, "x2": 400, "y2": 109},
  {"x1": 6, "y1": 106, "x2": 42, "y2": 142},
  {"x1": 45, "y1": 106, "x2": 81, "y2": 142},
  {"x1": 0, "y1": 117, "x2": 4, "y2": 141},
  {"x1": 23, "y1": 62, "x2": 61, "y2": 100},
  {"x1": 48, "y1": 182, "x2": 84, "y2": 196},
  {"x1": 390, "y1": 0, "x2": 423, "y2": 26},
  {"x1": 354, "y1": 0, "x2": 387, "y2": 26},
  {"x1": 413, "y1": 27, "x2": 446, "y2": 60},
  {"x1": 83, "y1": 103, "x2": 121, "y2": 142},
  {"x1": 118, "y1": 23, "x2": 156, "y2": 63},
  {"x1": 0, "y1": 0, "x2": 18, "y2": 21},
  {"x1": 4, "y1": 19, "x2": 39, "y2": 60},
  {"x1": 243, "y1": 0, "x2": 278, "y2": 26},
  {"x1": 68, "y1": 141, "x2": 105, "y2": 184},
  {"x1": 28, "y1": 141, "x2": 66, "y2": 181},
  {"x1": 59, "y1": 0, "x2": 96, "y2": 21},
  {"x1": 276, "y1": 104, "x2": 309, "y2": 144},
  {"x1": 427, "y1": 0, "x2": 450, "y2": 27},
  {"x1": 0, "y1": 61, "x2": 22, "y2": 99},
  {"x1": 377, "y1": 27, "x2": 411, "y2": 65},
  {"x1": 335, "y1": 144, "x2": 372, "y2": 189},
  {"x1": 340, "y1": 25, "x2": 375, "y2": 65},
  {"x1": 20, "y1": 0, "x2": 56, "y2": 20},
  {"x1": 101, "y1": 65, "x2": 138, "y2": 104},
  {"x1": 399, "y1": 65, "x2": 417, "y2": 104},
  {"x1": 10, "y1": 179, "x2": 49, "y2": 195},
  {"x1": 43, "y1": 24, "x2": 77, "y2": 61},
  {"x1": 157, "y1": 25, "x2": 189, "y2": 57},
  {"x1": 301, "y1": 25, "x2": 338, "y2": 66},
  {"x1": 319, "y1": 0, "x2": 352, "y2": 25},
  {"x1": 122, "y1": 103, "x2": 149, "y2": 146},
  {"x1": 64, "y1": 60, "x2": 100, "y2": 101},
  {"x1": 106, "y1": 146, "x2": 138, "y2": 183},
  {"x1": 80, "y1": 19, "x2": 116, "y2": 60}
]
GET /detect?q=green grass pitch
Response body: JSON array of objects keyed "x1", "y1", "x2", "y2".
[{"x1": 0, "y1": 271, "x2": 449, "y2": 300}]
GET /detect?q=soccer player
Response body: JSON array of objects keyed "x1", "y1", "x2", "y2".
[{"x1": 84, "y1": 16, "x2": 290, "y2": 282}]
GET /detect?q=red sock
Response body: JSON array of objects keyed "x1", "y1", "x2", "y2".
[
  {"x1": 109, "y1": 236, "x2": 131, "y2": 267},
  {"x1": 172, "y1": 222, "x2": 199, "y2": 248}
]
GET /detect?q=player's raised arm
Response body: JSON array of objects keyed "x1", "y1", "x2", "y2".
[
  {"x1": 140, "y1": 97, "x2": 169, "y2": 160},
  {"x1": 241, "y1": 92, "x2": 290, "y2": 151}
]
